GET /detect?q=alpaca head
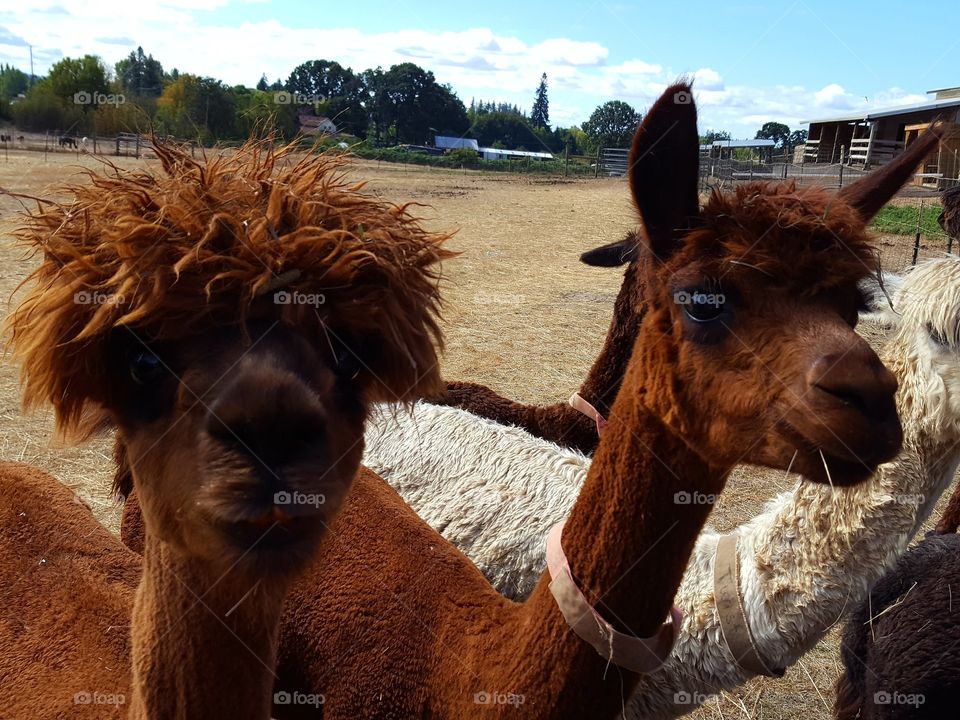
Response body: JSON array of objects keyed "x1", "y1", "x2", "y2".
[
  {"x1": 865, "y1": 257, "x2": 960, "y2": 441},
  {"x1": 7, "y1": 142, "x2": 452, "y2": 576},
  {"x1": 580, "y1": 82, "x2": 942, "y2": 486}
]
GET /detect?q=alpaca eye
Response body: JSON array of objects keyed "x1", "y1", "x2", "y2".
[
  {"x1": 927, "y1": 323, "x2": 950, "y2": 347},
  {"x1": 129, "y1": 351, "x2": 165, "y2": 384},
  {"x1": 680, "y1": 290, "x2": 727, "y2": 323},
  {"x1": 333, "y1": 346, "x2": 362, "y2": 380}
]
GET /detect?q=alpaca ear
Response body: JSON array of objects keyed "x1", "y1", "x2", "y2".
[
  {"x1": 628, "y1": 81, "x2": 700, "y2": 262},
  {"x1": 858, "y1": 270, "x2": 904, "y2": 325},
  {"x1": 580, "y1": 237, "x2": 639, "y2": 267},
  {"x1": 839, "y1": 123, "x2": 944, "y2": 222}
]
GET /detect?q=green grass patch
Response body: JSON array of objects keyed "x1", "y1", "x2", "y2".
[{"x1": 871, "y1": 204, "x2": 944, "y2": 237}]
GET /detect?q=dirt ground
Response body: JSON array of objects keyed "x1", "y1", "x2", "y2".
[{"x1": 0, "y1": 150, "x2": 954, "y2": 720}]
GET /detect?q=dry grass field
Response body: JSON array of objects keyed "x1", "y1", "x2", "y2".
[{"x1": 0, "y1": 149, "x2": 954, "y2": 720}]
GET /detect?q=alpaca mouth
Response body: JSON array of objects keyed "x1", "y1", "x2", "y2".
[
  {"x1": 777, "y1": 420, "x2": 893, "y2": 486},
  {"x1": 219, "y1": 513, "x2": 326, "y2": 555}
]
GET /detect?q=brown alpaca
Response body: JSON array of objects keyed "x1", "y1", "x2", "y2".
[
  {"x1": 937, "y1": 184, "x2": 960, "y2": 240},
  {"x1": 265, "y1": 83, "x2": 924, "y2": 717},
  {"x1": 0, "y1": 141, "x2": 450, "y2": 719}
]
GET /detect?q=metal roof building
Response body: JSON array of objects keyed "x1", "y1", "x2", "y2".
[
  {"x1": 434, "y1": 136, "x2": 479, "y2": 151},
  {"x1": 478, "y1": 147, "x2": 553, "y2": 161},
  {"x1": 802, "y1": 87, "x2": 960, "y2": 187}
]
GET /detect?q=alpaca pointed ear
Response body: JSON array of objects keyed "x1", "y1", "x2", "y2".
[
  {"x1": 839, "y1": 123, "x2": 944, "y2": 222},
  {"x1": 629, "y1": 81, "x2": 700, "y2": 262},
  {"x1": 580, "y1": 236, "x2": 639, "y2": 267}
]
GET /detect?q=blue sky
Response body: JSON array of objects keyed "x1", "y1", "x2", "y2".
[{"x1": 0, "y1": 0, "x2": 956, "y2": 136}]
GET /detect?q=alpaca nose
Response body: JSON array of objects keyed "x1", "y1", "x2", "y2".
[
  {"x1": 205, "y1": 368, "x2": 327, "y2": 481},
  {"x1": 807, "y1": 350, "x2": 898, "y2": 419}
]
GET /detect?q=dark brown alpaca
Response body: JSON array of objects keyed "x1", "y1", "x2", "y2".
[
  {"x1": 938, "y1": 184, "x2": 960, "y2": 240},
  {"x1": 254, "y1": 82, "x2": 930, "y2": 718},
  {"x1": 442, "y1": 237, "x2": 646, "y2": 453},
  {"x1": 0, "y1": 141, "x2": 450, "y2": 719},
  {"x1": 834, "y1": 525, "x2": 960, "y2": 720}
]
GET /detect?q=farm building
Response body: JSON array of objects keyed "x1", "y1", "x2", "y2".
[
  {"x1": 298, "y1": 111, "x2": 337, "y2": 136},
  {"x1": 435, "y1": 136, "x2": 479, "y2": 151},
  {"x1": 803, "y1": 86, "x2": 960, "y2": 188},
  {"x1": 479, "y1": 147, "x2": 553, "y2": 161}
]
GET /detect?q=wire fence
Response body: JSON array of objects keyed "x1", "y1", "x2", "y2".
[{"x1": 697, "y1": 153, "x2": 958, "y2": 271}]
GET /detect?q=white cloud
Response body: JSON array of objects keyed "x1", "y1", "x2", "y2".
[{"x1": 0, "y1": 6, "x2": 941, "y2": 137}]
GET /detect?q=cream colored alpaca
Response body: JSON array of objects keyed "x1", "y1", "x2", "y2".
[{"x1": 362, "y1": 256, "x2": 960, "y2": 718}]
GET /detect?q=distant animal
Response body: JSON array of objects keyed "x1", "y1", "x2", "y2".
[
  {"x1": 16, "y1": 135, "x2": 23, "y2": 144},
  {"x1": 0, "y1": 134, "x2": 11, "y2": 142},
  {"x1": 58, "y1": 136, "x2": 76, "y2": 148},
  {"x1": 938, "y1": 184, "x2": 960, "y2": 241}
]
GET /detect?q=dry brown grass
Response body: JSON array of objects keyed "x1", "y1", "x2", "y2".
[{"x1": 0, "y1": 150, "x2": 954, "y2": 720}]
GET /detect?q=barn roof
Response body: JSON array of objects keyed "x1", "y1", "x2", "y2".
[
  {"x1": 803, "y1": 96, "x2": 960, "y2": 125},
  {"x1": 711, "y1": 139, "x2": 776, "y2": 148},
  {"x1": 435, "y1": 136, "x2": 479, "y2": 151},
  {"x1": 479, "y1": 147, "x2": 553, "y2": 159}
]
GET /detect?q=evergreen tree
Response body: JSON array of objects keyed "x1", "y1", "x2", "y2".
[
  {"x1": 256, "y1": 74, "x2": 269, "y2": 91},
  {"x1": 531, "y1": 72, "x2": 549, "y2": 130}
]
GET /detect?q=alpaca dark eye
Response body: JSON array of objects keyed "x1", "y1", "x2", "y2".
[
  {"x1": 679, "y1": 290, "x2": 727, "y2": 323},
  {"x1": 928, "y1": 323, "x2": 949, "y2": 347},
  {"x1": 129, "y1": 351, "x2": 165, "y2": 384},
  {"x1": 333, "y1": 346, "x2": 362, "y2": 380}
]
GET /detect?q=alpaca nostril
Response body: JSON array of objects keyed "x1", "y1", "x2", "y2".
[{"x1": 807, "y1": 352, "x2": 898, "y2": 418}]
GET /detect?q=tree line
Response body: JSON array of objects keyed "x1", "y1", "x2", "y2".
[{"x1": 0, "y1": 49, "x2": 807, "y2": 155}]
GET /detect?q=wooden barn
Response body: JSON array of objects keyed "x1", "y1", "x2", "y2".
[{"x1": 803, "y1": 87, "x2": 960, "y2": 189}]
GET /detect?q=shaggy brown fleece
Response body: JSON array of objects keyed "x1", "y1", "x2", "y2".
[{"x1": 5, "y1": 140, "x2": 454, "y2": 440}]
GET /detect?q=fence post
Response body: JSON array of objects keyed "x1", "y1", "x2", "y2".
[
  {"x1": 595, "y1": 147, "x2": 601, "y2": 178},
  {"x1": 912, "y1": 200, "x2": 924, "y2": 266},
  {"x1": 838, "y1": 145, "x2": 846, "y2": 189},
  {"x1": 564, "y1": 146, "x2": 569, "y2": 177}
]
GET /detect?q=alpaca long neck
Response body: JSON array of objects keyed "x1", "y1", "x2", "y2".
[
  {"x1": 577, "y1": 258, "x2": 646, "y2": 415},
  {"x1": 554, "y1": 377, "x2": 727, "y2": 637},
  {"x1": 129, "y1": 536, "x2": 284, "y2": 720}
]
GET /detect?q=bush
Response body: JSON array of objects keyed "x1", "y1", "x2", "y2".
[{"x1": 444, "y1": 147, "x2": 480, "y2": 167}]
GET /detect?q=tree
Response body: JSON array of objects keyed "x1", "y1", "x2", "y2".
[
  {"x1": 376, "y1": 63, "x2": 468, "y2": 144},
  {"x1": 0, "y1": 64, "x2": 28, "y2": 100},
  {"x1": 582, "y1": 100, "x2": 640, "y2": 148},
  {"x1": 755, "y1": 121, "x2": 791, "y2": 150},
  {"x1": 700, "y1": 129, "x2": 730, "y2": 145},
  {"x1": 286, "y1": 60, "x2": 368, "y2": 138},
  {"x1": 115, "y1": 47, "x2": 164, "y2": 97},
  {"x1": 256, "y1": 74, "x2": 269, "y2": 92},
  {"x1": 788, "y1": 129, "x2": 808, "y2": 151},
  {"x1": 155, "y1": 74, "x2": 238, "y2": 142},
  {"x1": 45, "y1": 55, "x2": 110, "y2": 103},
  {"x1": 471, "y1": 112, "x2": 540, "y2": 150},
  {"x1": 531, "y1": 72, "x2": 549, "y2": 130}
]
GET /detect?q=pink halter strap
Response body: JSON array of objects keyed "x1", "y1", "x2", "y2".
[
  {"x1": 569, "y1": 392, "x2": 608, "y2": 436},
  {"x1": 545, "y1": 521, "x2": 682, "y2": 674}
]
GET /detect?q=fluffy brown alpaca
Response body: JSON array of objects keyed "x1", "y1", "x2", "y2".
[
  {"x1": 264, "y1": 82, "x2": 915, "y2": 717},
  {"x1": 0, "y1": 141, "x2": 450, "y2": 719},
  {"x1": 834, "y1": 519, "x2": 960, "y2": 719}
]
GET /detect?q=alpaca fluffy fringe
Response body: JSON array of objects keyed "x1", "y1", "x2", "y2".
[{"x1": 5, "y1": 140, "x2": 455, "y2": 438}]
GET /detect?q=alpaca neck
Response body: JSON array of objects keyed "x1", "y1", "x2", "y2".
[
  {"x1": 577, "y1": 257, "x2": 646, "y2": 415},
  {"x1": 554, "y1": 378, "x2": 726, "y2": 638},
  {"x1": 129, "y1": 535, "x2": 285, "y2": 720}
]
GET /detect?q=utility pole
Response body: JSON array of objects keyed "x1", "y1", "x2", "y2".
[{"x1": 29, "y1": 45, "x2": 34, "y2": 87}]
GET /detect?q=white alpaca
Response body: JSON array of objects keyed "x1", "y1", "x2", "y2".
[{"x1": 362, "y1": 257, "x2": 960, "y2": 719}]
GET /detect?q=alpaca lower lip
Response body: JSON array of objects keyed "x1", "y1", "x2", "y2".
[{"x1": 221, "y1": 515, "x2": 320, "y2": 552}]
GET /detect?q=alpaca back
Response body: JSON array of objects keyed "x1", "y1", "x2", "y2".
[
  {"x1": 836, "y1": 532, "x2": 960, "y2": 719},
  {"x1": 363, "y1": 402, "x2": 589, "y2": 599}
]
